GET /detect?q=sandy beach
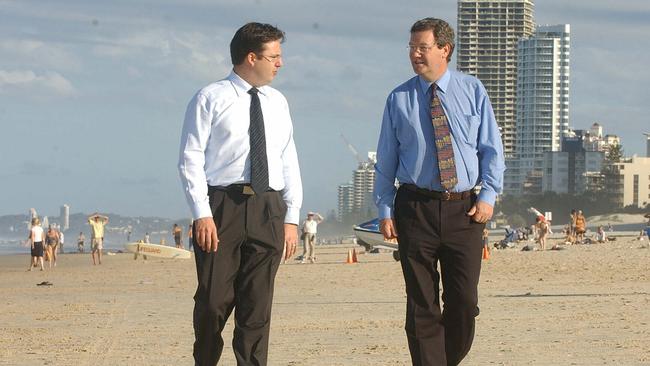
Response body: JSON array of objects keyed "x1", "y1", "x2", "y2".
[{"x1": 1, "y1": 236, "x2": 649, "y2": 365}]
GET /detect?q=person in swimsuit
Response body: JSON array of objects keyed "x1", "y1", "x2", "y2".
[
  {"x1": 173, "y1": 224, "x2": 183, "y2": 249},
  {"x1": 44, "y1": 225, "x2": 60, "y2": 268}
]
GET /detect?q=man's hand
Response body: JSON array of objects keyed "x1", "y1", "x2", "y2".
[
  {"x1": 380, "y1": 218, "x2": 398, "y2": 240},
  {"x1": 194, "y1": 217, "x2": 219, "y2": 252},
  {"x1": 283, "y1": 224, "x2": 298, "y2": 261},
  {"x1": 466, "y1": 201, "x2": 494, "y2": 224}
]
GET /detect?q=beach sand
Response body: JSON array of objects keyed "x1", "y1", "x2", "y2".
[{"x1": 1, "y1": 237, "x2": 649, "y2": 365}]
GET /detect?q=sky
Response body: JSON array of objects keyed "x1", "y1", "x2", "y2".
[{"x1": 1, "y1": 0, "x2": 649, "y2": 219}]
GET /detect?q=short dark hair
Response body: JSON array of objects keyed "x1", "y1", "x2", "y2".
[
  {"x1": 230, "y1": 22, "x2": 285, "y2": 65},
  {"x1": 410, "y1": 18, "x2": 455, "y2": 62}
]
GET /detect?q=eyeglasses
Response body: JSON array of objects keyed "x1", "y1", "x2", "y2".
[
  {"x1": 407, "y1": 44, "x2": 436, "y2": 54},
  {"x1": 257, "y1": 54, "x2": 282, "y2": 63}
]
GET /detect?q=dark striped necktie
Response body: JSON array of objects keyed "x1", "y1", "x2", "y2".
[
  {"x1": 248, "y1": 87, "x2": 269, "y2": 194},
  {"x1": 430, "y1": 83, "x2": 458, "y2": 190}
]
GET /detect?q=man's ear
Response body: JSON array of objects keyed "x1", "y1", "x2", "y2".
[{"x1": 246, "y1": 52, "x2": 257, "y2": 66}]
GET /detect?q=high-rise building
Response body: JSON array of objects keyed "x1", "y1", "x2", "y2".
[
  {"x1": 60, "y1": 204, "x2": 70, "y2": 231},
  {"x1": 457, "y1": 0, "x2": 535, "y2": 156},
  {"x1": 352, "y1": 152, "x2": 377, "y2": 217},
  {"x1": 337, "y1": 152, "x2": 377, "y2": 222},
  {"x1": 337, "y1": 182, "x2": 354, "y2": 222},
  {"x1": 506, "y1": 24, "x2": 570, "y2": 194}
]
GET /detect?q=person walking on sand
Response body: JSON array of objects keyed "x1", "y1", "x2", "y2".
[
  {"x1": 173, "y1": 223, "x2": 183, "y2": 249},
  {"x1": 536, "y1": 217, "x2": 549, "y2": 250},
  {"x1": 28, "y1": 217, "x2": 45, "y2": 271},
  {"x1": 77, "y1": 232, "x2": 85, "y2": 253},
  {"x1": 44, "y1": 225, "x2": 60, "y2": 268},
  {"x1": 374, "y1": 18, "x2": 505, "y2": 365},
  {"x1": 88, "y1": 213, "x2": 108, "y2": 265},
  {"x1": 58, "y1": 229, "x2": 65, "y2": 254},
  {"x1": 300, "y1": 212, "x2": 323, "y2": 263},
  {"x1": 178, "y1": 22, "x2": 302, "y2": 365}
]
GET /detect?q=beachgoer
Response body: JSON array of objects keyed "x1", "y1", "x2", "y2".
[
  {"x1": 178, "y1": 22, "x2": 302, "y2": 365},
  {"x1": 77, "y1": 232, "x2": 85, "y2": 253},
  {"x1": 144, "y1": 232, "x2": 150, "y2": 243},
  {"x1": 536, "y1": 217, "x2": 549, "y2": 250},
  {"x1": 173, "y1": 224, "x2": 183, "y2": 249},
  {"x1": 300, "y1": 212, "x2": 323, "y2": 263},
  {"x1": 58, "y1": 229, "x2": 65, "y2": 254},
  {"x1": 575, "y1": 210, "x2": 586, "y2": 243},
  {"x1": 373, "y1": 18, "x2": 505, "y2": 365},
  {"x1": 187, "y1": 223, "x2": 193, "y2": 251},
  {"x1": 569, "y1": 209, "x2": 577, "y2": 237},
  {"x1": 482, "y1": 228, "x2": 490, "y2": 257},
  {"x1": 88, "y1": 213, "x2": 108, "y2": 265},
  {"x1": 596, "y1": 225, "x2": 606, "y2": 243},
  {"x1": 28, "y1": 217, "x2": 45, "y2": 271},
  {"x1": 44, "y1": 225, "x2": 60, "y2": 268}
]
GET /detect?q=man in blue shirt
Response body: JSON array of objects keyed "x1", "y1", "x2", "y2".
[{"x1": 374, "y1": 18, "x2": 505, "y2": 365}]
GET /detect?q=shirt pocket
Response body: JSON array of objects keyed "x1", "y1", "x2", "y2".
[{"x1": 452, "y1": 114, "x2": 480, "y2": 148}]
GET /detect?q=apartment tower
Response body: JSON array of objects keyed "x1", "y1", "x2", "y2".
[
  {"x1": 509, "y1": 24, "x2": 571, "y2": 194},
  {"x1": 457, "y1": 0, "x2": 535, "y2": 156}
]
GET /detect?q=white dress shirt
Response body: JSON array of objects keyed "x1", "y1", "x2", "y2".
[{"x1": 178, "y1": 71, "x2": 302, "y2": 224}]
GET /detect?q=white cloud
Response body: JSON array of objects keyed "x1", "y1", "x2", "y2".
[
  {"x1": 91, "y1": 29, "x2": 230, "y2": 80},
  {"x1": 0, "y1": 69, "x2": 76, "y2": 96},
  {"x1": 0, "y1": 39, "x2": 81, "y2": 70}
]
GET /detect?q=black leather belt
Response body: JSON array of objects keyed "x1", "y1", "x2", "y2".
[
  {"x1": 402, "y1": 184, "x2": 472, "y2": 201},
  {"x1": 209, "y1": 184, "x2": 275, "y2": 196}
]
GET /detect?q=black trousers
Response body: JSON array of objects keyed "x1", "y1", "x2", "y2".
[
  {"x1": 394, "y1": 186, "x2": 484, "y2": 366},
  {"x1": 192, "y1": 187, "x2": 286, "y2": 366}
]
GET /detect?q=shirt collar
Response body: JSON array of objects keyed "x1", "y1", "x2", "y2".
[
  {"x1": 417, "y1": 68, "x2": 451, "y2": 95},
  {"x1": 228, "y1": 70, "x2": 269, "y2": 96}
]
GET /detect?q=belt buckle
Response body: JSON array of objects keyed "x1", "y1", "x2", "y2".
[
  {"x1": 242, "y1": 185, "x2": 255, "y2": 195},
  {"x1": 441, "y1": 191, "x2": 451, "y2": 201}
]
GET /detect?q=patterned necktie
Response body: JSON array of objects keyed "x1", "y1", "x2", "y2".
[
  {"x1": 248, "y1": 87, "x2": 269, "y2": 194},
  {"x1": 430, "y1": 83, "x2": 458, "y2": 190}
]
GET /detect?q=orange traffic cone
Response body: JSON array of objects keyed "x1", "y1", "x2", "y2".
[
  {"x1": 352, "y1": 248, "x2": 358, "y2": 263},
  {"x1": 346, "y1": 249, "x2": 357, "y2": 264},
  {"x1": 482, "y1": 245, "x2": 490, "y2": 260}
]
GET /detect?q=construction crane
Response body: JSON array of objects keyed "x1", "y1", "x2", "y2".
[{"x1": 340, "y1": 133, "x2": 363, "y2": 164}]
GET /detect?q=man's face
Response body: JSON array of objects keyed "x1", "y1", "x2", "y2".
[
  {"x1": 409, "y1": 30, "x2": 449, "y2": 81},
  {"x1": 251, "y1": 40, "x2": 283, "y2": 86}
]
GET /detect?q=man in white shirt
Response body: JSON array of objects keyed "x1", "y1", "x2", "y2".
[
  {"x1": 178, "y1": 22, "x2": 302, "y2": 366},
  {"x1": 58, "y1": 229, "x2": 65, "y2": 254},
  {"x1": 88, "y1": 213, "x2": 108, "y2": 265},
  {"x1": 300, "y1": 212, "x2": 323, "y2": 263}
]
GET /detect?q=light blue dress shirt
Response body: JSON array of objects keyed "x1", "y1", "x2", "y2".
[{"x1": 374, "y1": 69, "x2": 506, "y2": 220}]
